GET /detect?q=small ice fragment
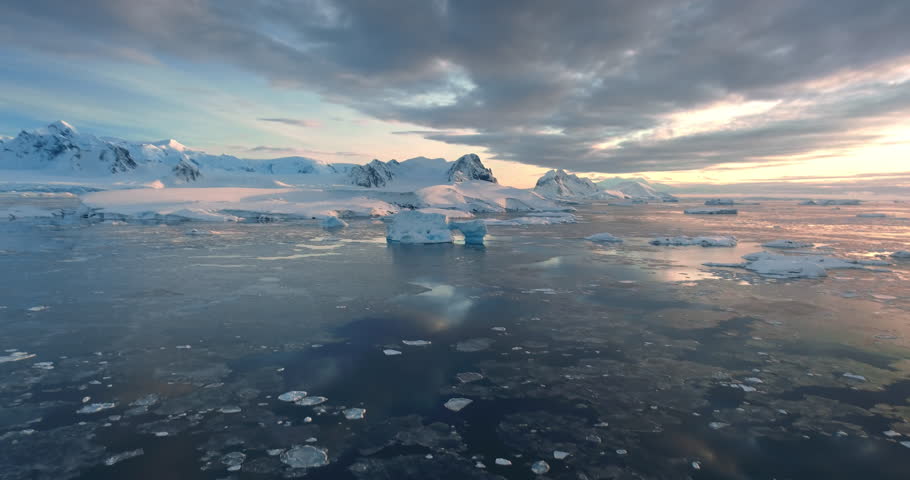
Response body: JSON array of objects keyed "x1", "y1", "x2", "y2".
[
  {"x1": 32, "y1": 361, "x2": 54, "y2": 370},
  {"x1": 843, "y1": 373, "x2": 867, "y2": 381},
  {"x1": 531, "y1": 460, "x2": 550, "y2": 474},
  {"x1": 901, "y1": 441, "x2": 910, "y2": 448},
  {"x1": 616, "y1": 449, "x2": 628, "y2": 455},
  {"x1": 306, "y1": 437, "x2": 317, "y2": 443},
  {"x1": 456, "y1": 372, "x2": 484, "y2": 383},
  {"x1": 267, "y1": 449, "x2": 284, "y2": 456},
  {"x1": 296, "y1": 396, "x2": 328, "y2": 406},
  {"x1": 495, "y1": 458, "x2": 512, "y2": 466},
  {"x1": 278, "y1": 391, "x2": 308, "y2": 402},
  {"x1": 744, "y1": 377, "x2": 763, "y2": 384},
  {"x1": 402, "y1": 340, "x2": 431, "y2": 346},
  {"x1": 130, "y1": 394, "x2": 160, "y2": 407},
  {"x1": 175, "y1": 345, "x2": 191, "y2": 349},
  {"x1": 553, "y1": 450, "x2": 570, "y2": 459},
  {"x1": 154, "y1": 432, "x2": 169, "y2": 437},
  {"x1": 82, "y1": 396, "x2": 91, "y2": 403},
  {"x1": 883, "y1": 430, "x2": 901, "y2": 437},
  {"x1": 219, "y1": 406, "x2": 242, "y2": 413},
  {"x1": 708, "y1": 422, "x2": 728, "y2": 430},
  {"x1": 304, "y1": 416, "x2": 313, "y2": 423},
  {"x1": 762, "y1": 239, "x2": 814, "y2": 249},
  {"x1": 27, "y1": 306, "x2": 49, "y2": 312},
  {"x1": 77, "y1": 403, "x2": 116, "y2": 414},
  {"x1": 594, "y1": 422, "x2": 609, "y2": 427},
  {"x1": 691, "y1": 461, "x2": 701, "y2": 470},
  {"x1": 280, "y1": 445, "x2": 329, "y2": 468},
  {"x1": 475, "y1": 462, "x2": 486, "y2": 468},
  {"x1": 491, "y1": 327, "x2": 507, "y2": 332},
  {"x1": 383, "y1": 349, "x2": 403, "y2": 356},
  {"x1": 343, "y1": 408, "x2": 366, "y2": 420},
  {"x1": 104, "y1": 448, "x2": 144, "y2": 466},
  {"x1": 444, "y1": 397, "x2": 473, "y2": 412}
]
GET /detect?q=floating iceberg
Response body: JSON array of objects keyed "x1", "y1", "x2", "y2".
[
  {"x1": 650, "y1": 236, "x2": 737, "y2": 247},
  {"x1": 449, "y1": 219, "x2": 487, "y2": 245},
  {"x1": 684, "y1": 208, "x2": 737, "y2": 215},
  {"x1": 762, "y1": 239, "x2": 814, "y2": 249},
  {"x1": 386, "y1": 211, "x2": 453, "y2": 244},
  {"x1": 278, "y1": 391, "x2": 308, "y2": 402},
  {"x1": 343, "y1": 407, "x2": 366, "y2": 420},
  {"x1": 585, "y1": 232, "x2": 623, "y2": 243}
]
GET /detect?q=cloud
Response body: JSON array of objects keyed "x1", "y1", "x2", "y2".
[
  {"x1": 2, "y1": 0, "x2": 910, "y2": 174},
  {"x1": 257, "y1": 117, "x2": 321, "y2": 127}
]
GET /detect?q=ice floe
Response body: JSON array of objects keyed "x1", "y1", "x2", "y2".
[
  {"x1": 585, "y1": 232, "x2": 623, "y2": 243},
  {"x1": 684, "y1": 208, "x2": 737, "y2": 215},
  {"x1": 650, "y1": 235, "x2": 737, "y2": 247},
  {"x1": 444, "y1": 398, "x2": 473, "y2": 412},
  {"x1": 77, "y1": 402, "x2": 116, "y2": 414},
  {"x1": 280, "y1": 445, "x2": 329, "y2": 468},
  {"x1": 553, "y1": 450, "x2": 570, "y2": 460},
  {"x1": 104, "y1": 448, "x2": 144, "y2": 466},
  {"x1": 531, "y1": 460, "x2": 550, "y2": 474},
  {"x1": 383, "y1": 349, "x2": 403, "y2": 356},
  {"x1": 402, "y1": 340, "x2": 431, "y2": 346},
  {"x1": 0, "y1": 351, "x2": 36, "y2": 363},
  {"x1": 343, "y1": 407, "x2": 366, "y2": 420},
  {"x1": 495, "y1": 458, "x2": 512, "y2": 466},
  {"x1": 456, "y1": 372, "x2": 484, "y2": 383},
  {"x1": 278, "y1": 391, "x2": 308, "y2": 402},
  {"x1": 704, "y1": 251, "x2": 874, "y2": 278},
  {"x1": 762, "y1": 239, "x2": 814, "y2": 249},
  {"x1": 296, "y1": 396, "x2": 328, "y2": 406}
]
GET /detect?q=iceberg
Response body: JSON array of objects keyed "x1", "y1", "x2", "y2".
[
  {"x1": 386, "y1": 211, "x2": 453, "y2": 244},
  {"x1": 650, "y1": 236, "x2": 737, "y2": 247},
  {"x1": 449, "y1": 219, "x2": 487, "y2": 245},
  {"x1": 320, "y1": 215, "x2": 348, "y2": 229}
]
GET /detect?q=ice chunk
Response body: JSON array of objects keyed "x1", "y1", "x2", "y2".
[
  {"x1": 456, "y1": 372, "x2": 484, "y2": 383},
  {"x1": 320, "y1": 215, "x2": 348, "y2": 229},
  {"x1": 615, "y1": 449, "x2": 628, "y2": 455},
  {"x1": 383, "y1": 349, "x2": 403, "y2": 356},
  {"x1": 708, "y1": 422, "x2": 729, "y2": 430},
  {"x1": 585, "y1": 232, "x2": 623, "y2": 243},
  {"x1": 444, "y1": 398, "x2": 473, "y2": 412},
  {"x1": 221, "y1": 452, "x2": 246, "y2": 470},
  {"x1": 843, "y1": 373, "x2": 866, "y2": 381},
  {"x1": 901, "y1": 441, "x2": 910, "y2": 448},
  {"x1": 883, "y1": 430, "x2": 901, "y2": 437},
  {"x1": 280, "y1": 445, "x2": 329, "y2": 468},
  {"x1": 402, "y1": 340, "x2": 431, "y2": 346},
  {"x1": 553, "y1": 450, "x2": 570, "y2": 460},
  {"x1": 650, "y1": 235, "x2": 737, "y2": 247},
  {"x1": 33, "y1": 361, "x2": 54, "y2": 370},
  {"x1": 77, "y1": 402, "x2": 116, "y2": 414},
  {"x1": 449, "y1": 219, "x2": 487, "y2": 245},
  {"x1": 296, "y1": 396, "x2": 328, "y2": 406},
  {"x1": 684, "y1": 208, "x2": 737, "y2": 214},
  {"x1": 278, "y1": 391, "x2": 308, "y2": 402},
  {"x1": 104, "y1": 448, "x2": 144, "y2": 466},
  {"x1": 491, "y1": 326, "x2": 506, "y2": 332},
  {"x1": 386, "y1": 211, "x2": 453, "y2": 244},
  {"x1": 531, "y1": 460, "x2": 550, "y2": 474},
  {"x1": 343, "y1": 408, "x2": 366, "y2": 420},
  {"x1": 27, "y1": 305, "x2": 50, "y2": 312},
  {"x1": 495, "y1": 458, "x2": 512, "y2": 466},
  {"x1": 762, "y1": 239, "x2": 814, "y2": 249}
]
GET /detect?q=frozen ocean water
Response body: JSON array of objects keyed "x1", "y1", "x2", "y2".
[{"x1": 0, "y1": 197, "x2": 909, "y2": 479}]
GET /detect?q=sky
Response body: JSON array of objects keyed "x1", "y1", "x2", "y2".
[{"x1": 1, "y1": 0, "x2": 909, "y2": 190}]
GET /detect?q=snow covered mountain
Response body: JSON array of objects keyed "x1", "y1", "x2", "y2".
[
  {"x1": 613, "y1": 180, "x2": 678, "y2": 202},
  {"x1": 0, "y1": 122, "x2": 502, "y2": 190},
  {"x1": 533, "y1": 169, "x2": 603, "y2": 199}
]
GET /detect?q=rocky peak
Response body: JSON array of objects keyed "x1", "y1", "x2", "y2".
[{"x1": 447, "y1": 154, "x2": 497, "y2": 183}]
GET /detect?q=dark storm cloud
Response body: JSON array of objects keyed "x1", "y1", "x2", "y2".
[{"x1": 2, "y1": 0, "x2": 909, "y2": 173}]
